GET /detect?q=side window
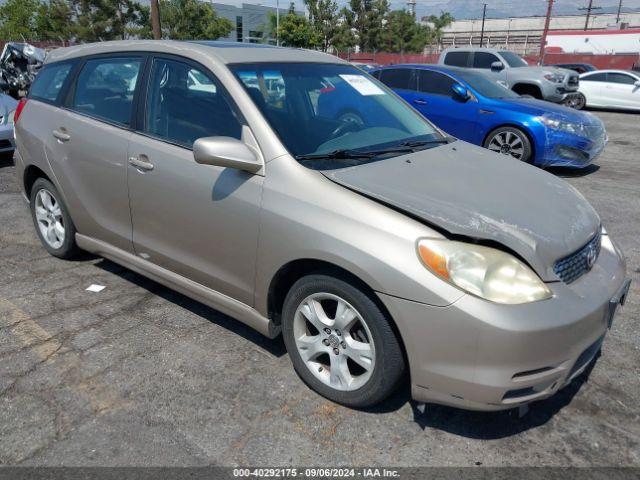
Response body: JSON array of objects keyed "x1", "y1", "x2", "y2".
[
  {"x1": 444, "y1": 51, "x2": 470, "y2": 67},
  {"x1": 473, "y1": 52, "x2": 499, "y2": 69},
  {"x1": 581, "y1": 72, "x2": 607, "y2": 82},
  {"x1": 607, "y1": 73, "x2": 637, "y2": 85},
  {"x1": 29, "y1": 62, "x2": 73, "y2": 103},
  {"x1": 371, "y1": 70, "x2": 382, "y2": 79},
  {"x1": 72, "y1": 57, "x2": 142, "y2": 125},
  {"x1": 418, "y1": 70, "x2": 456, "y2": 96},
  {"x1": 145, "y1": 58, "x2": 242, "y2": 148},
  {"x1": 379, "y1": 69, "x2": 414, "y2": 90}
]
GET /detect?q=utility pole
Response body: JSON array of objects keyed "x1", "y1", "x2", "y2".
[
  {"x1": 616, "y1": 0, "x2": 623, "y2": 24},
  {"x1": 479, "y1": 3, "x2": 487, "y2": 47},
  {"x1": 539, "y1": 0, "x2": 554, "y2": 63},
  {"x1": 579, "y1": 0, "x2": 602, "y2": 31},
  {"x1": 276, "y1": 0, "x2": 280, "y2": 46},
  {"x1": 150, "y1": 0, "x2": 161, "y2": 40}
]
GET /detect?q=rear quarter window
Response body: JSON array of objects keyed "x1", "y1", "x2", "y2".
[{"x1": 29, "y1": 62, "x2": 73, "y2": 103}]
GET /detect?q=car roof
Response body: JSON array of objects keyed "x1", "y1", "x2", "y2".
[
  {"x1": 581, "y1": 69, "x2": 638, "y2": 75},
  {"x1": 44, "y1": 40, "x2": 343, "y2": 65},
  {"x1": 374, "y1": 64, "x2": 466, "y2": 75},
  {"x1": 441, "y1": 47, "x2": 502, "y2": 53}
]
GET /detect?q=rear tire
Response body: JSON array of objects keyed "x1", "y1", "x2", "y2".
[
  {"x1": 30, "y1": 178, "x2": 79, "y2": 259},
  {"x1": 483, "y1": 126, "x2": 533, "y2": 163},
  {"x1": 282, "y1": 274, "x2": 405, "y2": 408}
]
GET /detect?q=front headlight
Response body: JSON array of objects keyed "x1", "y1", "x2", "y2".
[
  {"x1": 544, "y1": 72, "x2": 565, "y2": 83},
  {"x1": 538, "y1": 114, "x2": 583, "y2": 135},
  {"x1": 417, "y1": 238, "x2": 552, "y2": 304}
]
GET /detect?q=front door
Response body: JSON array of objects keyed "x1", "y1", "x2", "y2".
[
  {"x1": 412, "y1": 69, "x2": 480, "y2": 142},
  {"x1": 127, "y1": 56, "x2": 263, "y2": 305},
  {"x1": 604, "y1": 72, "x2": 640, "y2": 109}
]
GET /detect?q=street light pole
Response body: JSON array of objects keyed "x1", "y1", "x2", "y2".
[
  {"x1": 150, "y1": 0, "x2": 162, "y2": 40},
  {"x1": 479, "y1": 3, "x2": 487, "y2": 47},
  {"x1": 539, "y1": 0, "x2": 554, "y2": 63}
]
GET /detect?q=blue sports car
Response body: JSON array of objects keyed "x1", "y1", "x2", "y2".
[{"x1": 360, "y1": 65, "x2": 607, "y2": 168}]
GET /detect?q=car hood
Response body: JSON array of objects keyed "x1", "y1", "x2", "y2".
[
  {"x1": 322, "y1": 141, "x2": 601, "y2": 281},
  {"x1": 508, "y1": 65, "x2": 574, "y2": 77}
]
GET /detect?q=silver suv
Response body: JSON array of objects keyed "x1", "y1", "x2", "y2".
[
  {"x1": 14, "y1": 41, "x2": 629, "y2": 410},
  {"x1": 439, "y1": 48, "x2": 582, "y2": 106}
]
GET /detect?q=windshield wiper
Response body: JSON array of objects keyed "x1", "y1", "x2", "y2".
[
  {"x1": 295, "y1": 149, "x2": 376, "y2": 161},
  {"x1": 398, "y1": 138, "x2": 451, "y2": 148}
]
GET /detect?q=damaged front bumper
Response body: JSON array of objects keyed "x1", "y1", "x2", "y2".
[{"x1": 378, "y1": 233, "x2": 628, "y2": 411}]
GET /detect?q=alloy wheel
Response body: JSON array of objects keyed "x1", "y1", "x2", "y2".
[
  {"x1": 34, "y1": 189, "x2": 65, "y2": 249},
  {"x1": 487, "y1": 130, "x2": 525, "y2": 160},
  {"x1": 293, "y1": 292, "x2": 375, "y2": 391}
]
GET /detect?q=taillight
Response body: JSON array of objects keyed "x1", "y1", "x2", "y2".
[{"x1": 13, "y1": 98, "x2": 28, "y2": 124}]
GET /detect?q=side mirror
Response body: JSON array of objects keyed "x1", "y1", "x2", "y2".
[
  {"x1": 635, "y1": 80, "x2": 640, "y2": 87},
  {"x1": 451, "y1": 83, "x2": 470, "y2": 101},
  {"x1": 491, "y1": 61, "x2": 504, "y2": 71},
  {"x1": 193, "y1": 136, "x2": 262, "y2": 174}
]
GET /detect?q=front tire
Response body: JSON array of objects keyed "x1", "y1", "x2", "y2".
[
  {"x1": 30, "y1": 178, "x2": 79, "y2": 258},
  {"x1": 483, "y1": 126, "x2": 533, "y2": 163},
  {"x1": 282, "y1": 274, "x2": 405, "y2": 408}
]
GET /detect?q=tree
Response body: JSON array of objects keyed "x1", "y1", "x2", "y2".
[
  {"x1": 341, "y1": 0, "x2": 388, "y2": 52},
  {"x1": 426, "y1": 11, "x2": 454, "y2": 47},
  {"x1": 69, "y1": 0, "x2": 149, "y2": 42},
  {"x1": 304, "y1": 0, "x2": 339, "y2": 52},
  {"x1": 277, "y1": 3, "x2": 319, "y2": 49},
  {"x1": 381, "y1": 10, "x2": 429, "y2": 53},
  {"x1": 0, "y1": 0, "x2": 41, "y2": 41},
  {"x1": 331, "y1": 8, "x2": 357, "y2": 52},
  {"x1": 158, "y1": 0, "x2": 233, "y2": 40},
  {"x1": 35, "y1": 0, "x2": 76, "y2": 41}
]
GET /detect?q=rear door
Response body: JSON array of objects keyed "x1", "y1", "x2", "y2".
[
  {"x1": 126, "y1": 55, "x2": 263, "y2": 305},
  {"x1": 414, "y1": 70, "x2": 479, "y2": 141},
  {"x1": 45, "y1": 54, "x2": 145, "y2": 252},
  {"x1": 605, "y1": 72, "x2": 640, "y2": 109}
]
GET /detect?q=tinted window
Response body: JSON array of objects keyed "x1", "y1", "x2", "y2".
[
  {"x1": 473, "y1": 52, "x2": 500, "y2": 69},
  {"x1": 29, "y1": 62, "x2": 72, "y2": 102},
  {"x1": 455, "y1": 70, "x2": 519, "y2": 99},
  {"x1": 145, "y1": 58, "x2": 242, "y2": 148},
  {"x1": 72, "y1": 57, "x2": 141, "y2": 125},
  {"x1": 608, "y1": 73, "x2": 637, "y2": 85},
  {"x1": 443, "y1": 51, "x2": 470, "y2": 67},
  {"x1": 418, "y1": 70, "x2": 456, "y2": 95},
  {"x1": 497, "y1": 51, "x2": 528, "y2": 67},
  {"x1": 379, "y1": 68, "x2": 414, "y2": 90},
  {"x1": 582, "y1": 72, "x2": 607, "y2": 82}
]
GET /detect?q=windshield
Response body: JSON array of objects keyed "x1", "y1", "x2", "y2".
[
  {"x1": 230, "y1": 63, "x2": 444, "y2": 160},
  {"x1": 498, "y1": 51, "x2": 528, "y2": 68},
  {"x1": 454, "y1": 70, "x2": 520, "y2": 99}
]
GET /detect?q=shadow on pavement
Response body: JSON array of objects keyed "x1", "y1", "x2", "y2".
[
  {"x1": 96, "y1": 258, "x2": 287, "y2": 358},
  {"x1": 548, "y1": 163, "x2": 600, "y2": 178},
  {"x1": 0, "y1": 152, "x2": 14, "y2": 168}
]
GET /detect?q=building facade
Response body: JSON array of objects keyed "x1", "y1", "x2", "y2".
[{"x1": 437, "y1": 12, "x2": 640, "y2": 55}]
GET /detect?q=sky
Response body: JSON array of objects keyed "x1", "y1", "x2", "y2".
[{"x1": 249, "y1": 0, "x2": 640, "y2": 20}]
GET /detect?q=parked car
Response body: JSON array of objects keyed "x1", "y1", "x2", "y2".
[
  {"x1": 548, "y1": 63, "x2": 597, "y2": 75},
  {"x1": 0, "y1": 93, "x2": 18, "y2": 154},
  {"x1": 439, "y1": 47, "x2": 582, "y2": 107},
  {"x1": 15, "y1": 41, "x2": 630, "y2": 411},
  {"x1": 350, "y1": 62, "x2": 379, "y2": 72},
  {"x1": 579, "y1": 69, "x2": 640, "y2": 111},
  {"x1": 371, "y1": 65, "x2": 607, "y2": 168}
]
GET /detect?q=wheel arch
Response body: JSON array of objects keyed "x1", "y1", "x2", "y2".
[
  {"x1": 23, "y1": 164, "x2": 53, "y2": 198},
  {"x1": 511, "y1": 83, "x2": 543, "y2": 99},
  {"x1": 267, "y1": 257, "x2": 410, "y2": 378},
  {"x1": 482, "y1": 123, "x2": 537, "y2": 163}
]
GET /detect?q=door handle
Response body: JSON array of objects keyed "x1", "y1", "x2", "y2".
[
  {"x1": 413, "y1": 99, "x2": 428, "y2": 105},
  {"x1": 128, "y1": 155, "x2": 154, "y2": 172},
  {"x1": 52, "y1": 129, "x2": 70, "y2": 142},
  {"x1": 479, "y1": 109, "x2": 495, "y2": 115}
]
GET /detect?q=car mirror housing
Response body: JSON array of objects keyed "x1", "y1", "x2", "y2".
[
  {"x1": 491, "y1": 61, "x2": 504, "y2": 71},
  {"x1": 193, "y1": 136, "x2": 262, "y2": 174},
  {"x1": 451, "y1": 83, "x2": 470, "y2": 101},
  {"x1": 635, "y1": 80, "x2": 640, "y2": 87}
]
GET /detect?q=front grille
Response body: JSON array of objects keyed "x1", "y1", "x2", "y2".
[
  {"x1": 568, "y1": 75, "x2": 579, "y2": 86},
  {"x1": 553, "y1": 231, "x2": 601, "y2": 283}
]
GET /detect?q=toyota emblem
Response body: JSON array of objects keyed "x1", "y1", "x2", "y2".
[{"x1": 586, "y1": 245, "x2": 597, "y2": 269}]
